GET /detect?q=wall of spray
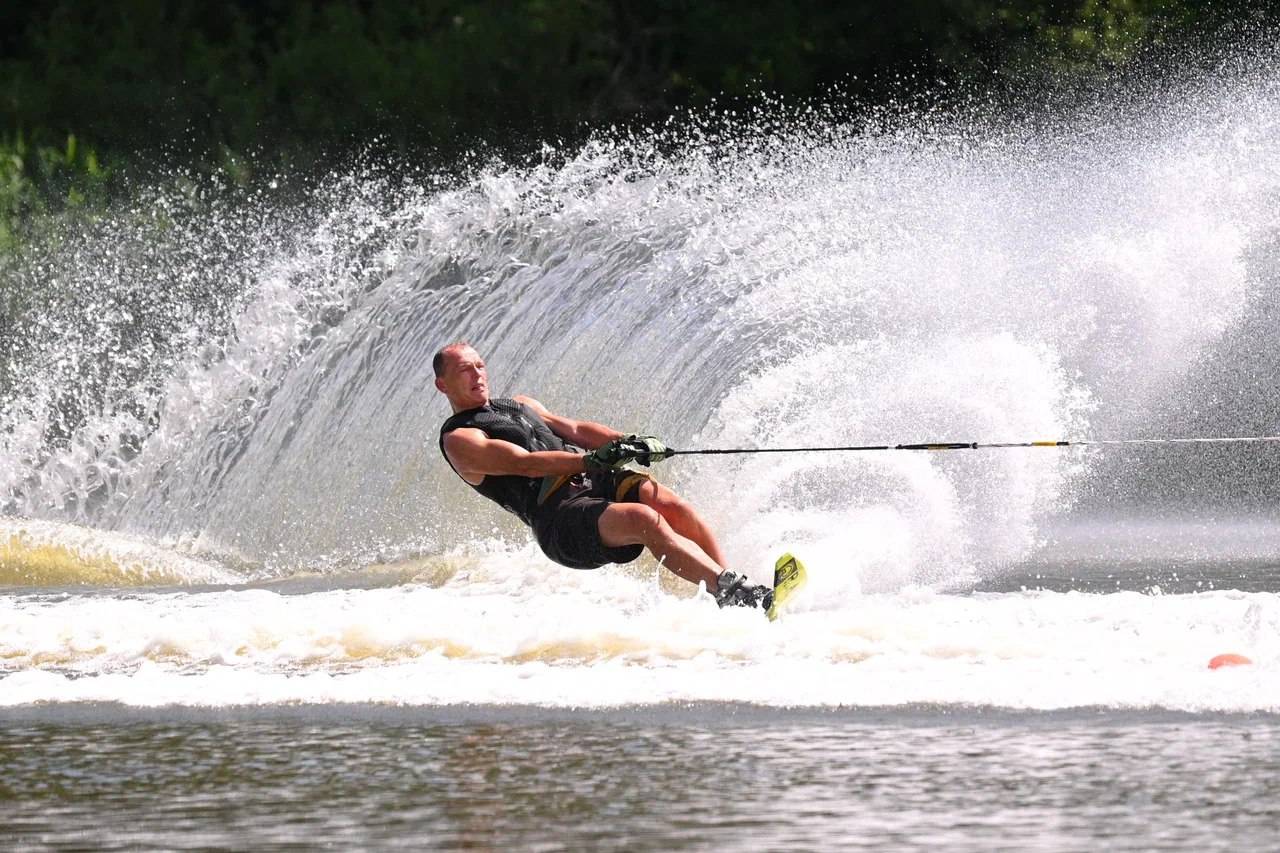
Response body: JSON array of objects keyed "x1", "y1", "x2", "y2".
[{"x1": 3, "y1": 52, "x2": 1279, "y2": 585}]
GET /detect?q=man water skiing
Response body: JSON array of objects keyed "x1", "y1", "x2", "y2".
[{"x1": 433, "y1": 342, "x2": 771, "y2": 609}]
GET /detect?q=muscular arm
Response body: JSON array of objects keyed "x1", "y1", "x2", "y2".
[
  {"x1": 443, "y1": 427, "x2": 587, "y2": 480},
  {"x1": 515, "y1": 396, "x2": 623, "y2": 450}
]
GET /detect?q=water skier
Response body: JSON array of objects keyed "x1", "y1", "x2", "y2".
[{"x1": 433, "y1": 342, "x2": 770, "y2": 609}]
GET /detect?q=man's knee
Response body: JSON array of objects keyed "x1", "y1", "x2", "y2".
[
  {"x1": 639, "y1": 482, "x2": 694, "y2": 519},
  {"x1": 600, "y1": 502, "x2": 665, "y2": 546}
]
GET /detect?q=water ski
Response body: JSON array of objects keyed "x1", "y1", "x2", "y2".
[{"x1": 766, "y1": 552, "x2": 807, "y2": 621}]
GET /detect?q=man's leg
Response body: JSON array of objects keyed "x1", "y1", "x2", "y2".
[
  {"x1": 632, "y1": 480, "x2": 728, "y2": 569},
  {"x1": 597, "y1": 502, "x2": 722, "y2": 591}
]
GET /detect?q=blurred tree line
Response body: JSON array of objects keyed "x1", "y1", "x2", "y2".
[{"x1": 0, "y1": 0, "x2": 1274, "y2": 250}]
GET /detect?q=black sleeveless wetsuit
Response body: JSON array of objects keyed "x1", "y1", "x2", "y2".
[{"x1": 439, "y1": 398, "x2": 647, "y2": 569}]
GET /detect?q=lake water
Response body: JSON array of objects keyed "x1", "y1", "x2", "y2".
[{"x1": 4, "y1": 703, "x2": 1278, "y2": 850}]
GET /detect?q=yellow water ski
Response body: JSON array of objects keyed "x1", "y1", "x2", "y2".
[{"x1": 766, "y1": 552, "x2": 807, "y2": 621}]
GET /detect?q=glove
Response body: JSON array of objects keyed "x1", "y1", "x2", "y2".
[
  {"x1": 583, "y1": 438, "x2": 630, "y2": 472},
  {"x1": 583, "y1": 434, "x2": 672, "y2": 472},
  {"x1": 620, "y1": 434, "x2": 672, "y2": 467}
]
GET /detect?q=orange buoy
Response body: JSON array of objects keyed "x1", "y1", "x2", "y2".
[{"x1": 1208, "y1": 653, "x2": 1252, "y2": 669}]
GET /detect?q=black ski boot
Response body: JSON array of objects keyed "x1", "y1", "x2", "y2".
[{"x1": 714, "y1": 571, "x2": 774, "y2": 611}]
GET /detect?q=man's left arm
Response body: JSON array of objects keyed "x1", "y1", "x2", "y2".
[{"x1": 515, "y1": 396, "x2": 621, "y2": 450}]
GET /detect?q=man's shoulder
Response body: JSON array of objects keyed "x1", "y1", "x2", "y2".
[
  {"x1": 442, "y1": 424, "x2": 484, "y2": 440},
  {"x1": 510, "y1": 394, "x2": 542, "y2": 411}
]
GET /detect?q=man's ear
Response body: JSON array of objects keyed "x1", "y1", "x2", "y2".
[{"x1": 434, "y1": 376, "x2": 447, "y2": 393}]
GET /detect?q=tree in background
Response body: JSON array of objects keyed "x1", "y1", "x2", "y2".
[
  {"x1": 0, "y1": 0, "x2": 1271, "y2": 243},
  {"x1": 4, "y1": 1, "x2": 1264, "y2": 157}
]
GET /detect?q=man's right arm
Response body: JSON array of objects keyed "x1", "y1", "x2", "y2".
[{"x1": 443, "y1": 428, "x2": 587, "y2": 480}]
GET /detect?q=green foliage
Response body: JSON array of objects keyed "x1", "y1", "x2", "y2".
[
  {"x1": 4, "y1": 0, "x2": 1260, "y2": 168},
  {"x1": 0, "y1": 0, "x2": 1271, "y2": 265},
  {"x1": 1005, "y1": 0, "x2": 1198, "y2": 70},
  {"x1": 0, "y1": 132, "x2": 110, "y2": 255}
]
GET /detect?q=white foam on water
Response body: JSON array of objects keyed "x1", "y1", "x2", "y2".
[
  {"x1": 0, "y1": 518, "x2": 239, "y2": 586},
  {"x1": 2, "y1": 555, "x2": 1276, "y2": 711}
]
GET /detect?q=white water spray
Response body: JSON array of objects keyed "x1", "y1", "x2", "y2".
[{"x1": 2, "y1": 59, "x2": 1279, "y2": 588}]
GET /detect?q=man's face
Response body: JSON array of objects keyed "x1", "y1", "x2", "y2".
[{"x1": 435, "y1": 346, "x2": 489, "y2": 408}]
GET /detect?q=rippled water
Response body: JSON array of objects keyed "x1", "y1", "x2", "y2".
[{"x1": 3, "y1": 705, "x2": 1277, "y2": 851}]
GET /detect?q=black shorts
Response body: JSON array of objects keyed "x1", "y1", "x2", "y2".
[{"x1": 531, "y1": 469, "x2": 652, "y2": 570}]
